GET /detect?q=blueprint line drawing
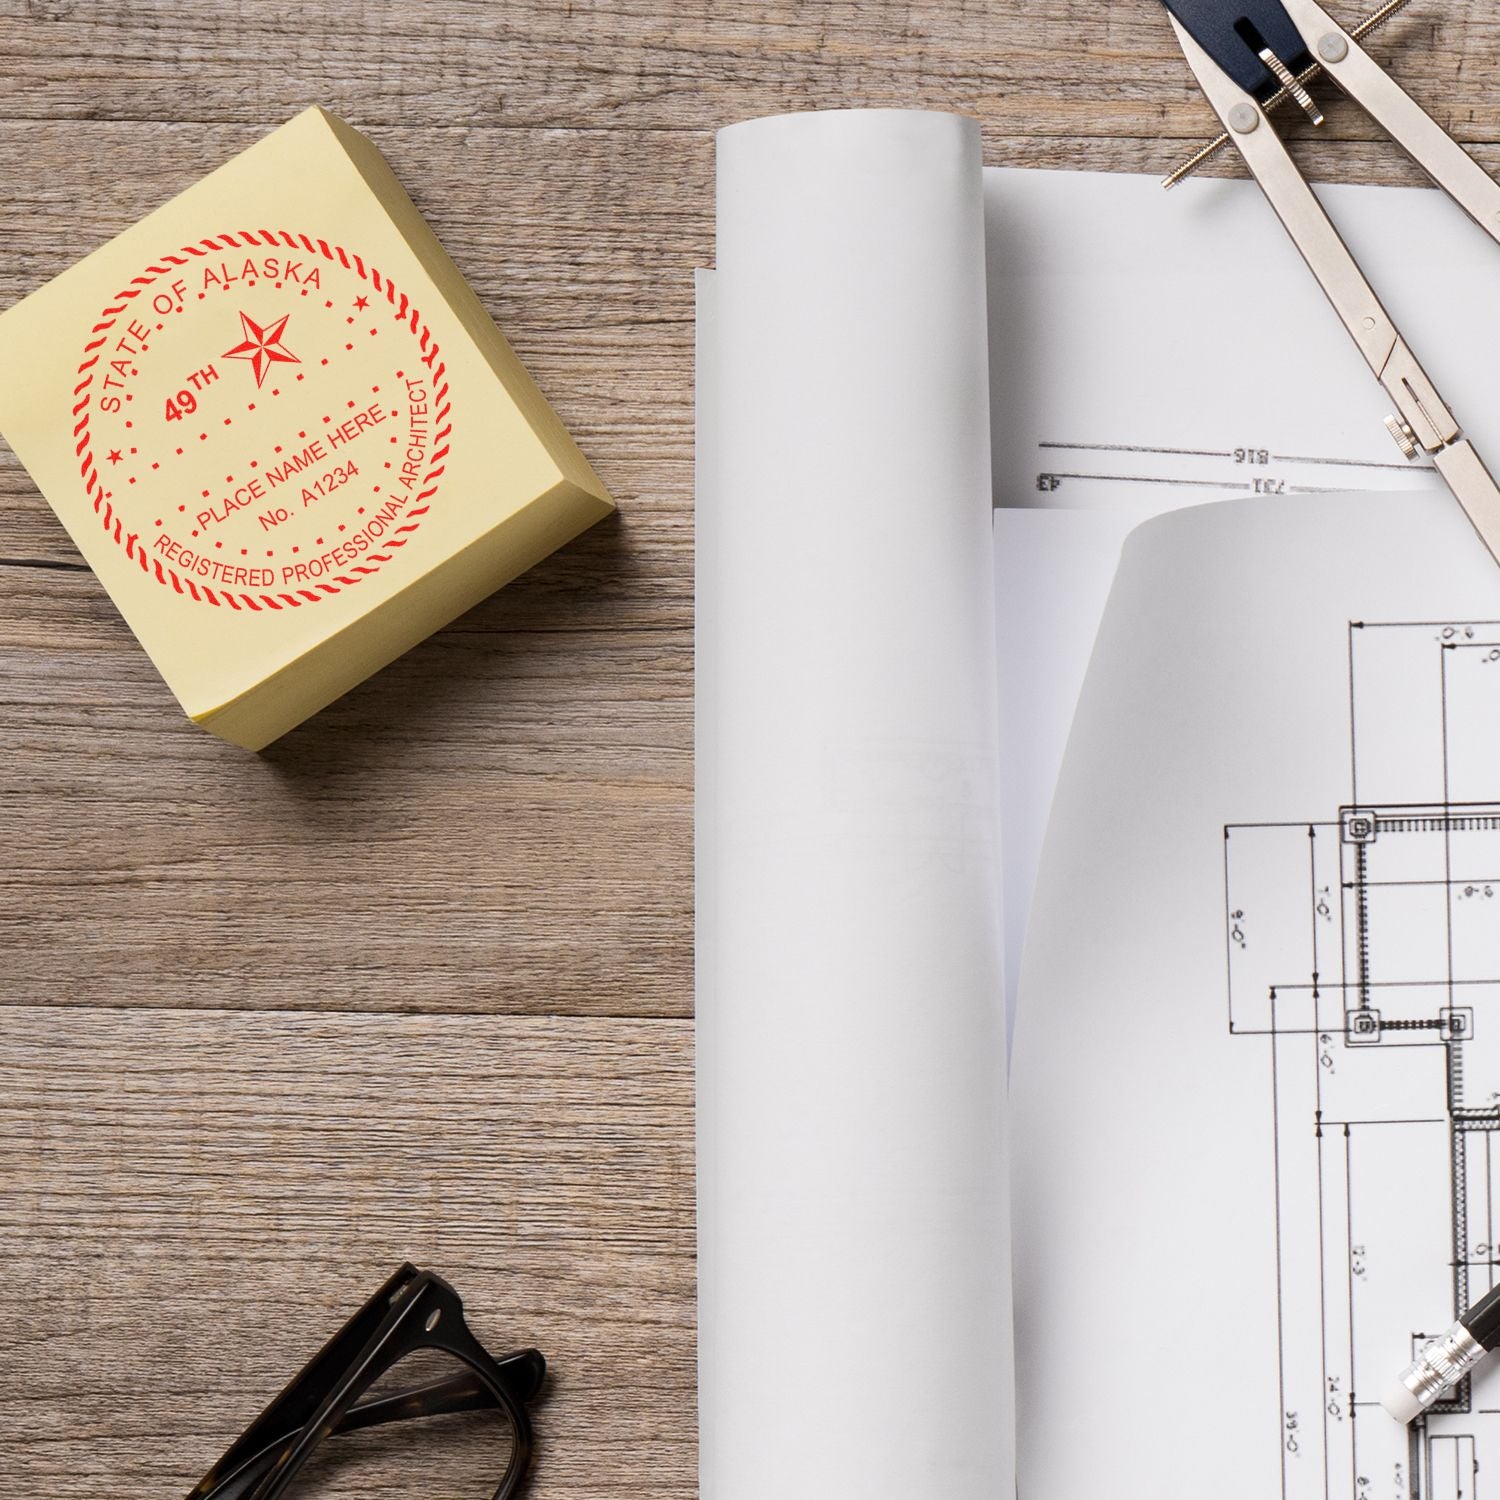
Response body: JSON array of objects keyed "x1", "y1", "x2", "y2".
[{"x1": 1226, "y1": 620, "x2": 1500, "y2": 1500}]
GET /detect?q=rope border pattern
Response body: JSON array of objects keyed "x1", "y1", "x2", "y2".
[{"x1": 74, "y1": 230, "x2": 452, "y2": 612}]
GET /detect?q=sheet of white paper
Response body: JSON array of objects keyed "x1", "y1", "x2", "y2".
[
  {"x1": 1011, "y1": 490, "x2": 1500, "y2": 1497},
  {"x1": 986, "y1": 166, "x2": 1500, "y2": 1017},
  {"x1": 697, "y1": 111, "x2": 1012, "y2": 1499},
  {"x1": 991, "y1": 504, "x2": 1137, "y2": 1017},
  {"x1": 986, "y1": 166, "x2": 1500, "y2": 514}
]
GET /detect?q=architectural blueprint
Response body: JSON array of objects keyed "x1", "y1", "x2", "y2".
[{"x1": 1227, "y1": 621, "x2": 1500, "y2": 1500}]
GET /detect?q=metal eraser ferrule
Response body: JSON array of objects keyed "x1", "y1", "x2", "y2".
[{"x1": 1387, "y1": 1322, "x2": 1485, "y2": 1421}]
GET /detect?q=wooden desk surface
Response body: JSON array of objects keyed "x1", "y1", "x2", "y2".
[{"x1": 0, "y1": 1, "x2": 1492, "y2": 1492}]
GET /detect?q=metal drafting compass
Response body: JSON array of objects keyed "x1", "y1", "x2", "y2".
[{"x1": 1161, "y1": 0, "x2": 1500, "y2": 567}]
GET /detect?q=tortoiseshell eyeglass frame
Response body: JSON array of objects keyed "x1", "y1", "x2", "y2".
[{"x1": 186, "y1": 1264, "x2": 546, "y2": 1500}]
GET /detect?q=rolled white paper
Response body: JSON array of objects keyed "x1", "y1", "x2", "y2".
[{"x1": 697, "y1": 110, "x2": 1013, "y2": 1499}]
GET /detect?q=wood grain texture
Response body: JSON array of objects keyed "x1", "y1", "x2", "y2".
[
  {"x1": 0, "y1": 0, "x2": 1494, "y2": 1492},
  {"x1": 0, "y1": 1008, "x2": 694, "y2": 1496}
]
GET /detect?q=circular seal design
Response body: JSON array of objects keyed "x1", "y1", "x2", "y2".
[{"x1": 73, "y1": 230, "x2": 452, "y2": 611}]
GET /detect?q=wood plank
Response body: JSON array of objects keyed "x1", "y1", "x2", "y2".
[
  {"x1": 0, "y1": 1007, "x2": 695, "y2": 1498},
  {"x1": 0, "y1": 573, "x2": 691, "y2": 1015},
  {"x1": 0, "y1": 0, "x2": 1494, "y2": 143}
]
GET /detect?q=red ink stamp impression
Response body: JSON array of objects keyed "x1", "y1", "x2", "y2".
[{"x1": 74, "y1": 231, "x2": 452, "y2": 611}]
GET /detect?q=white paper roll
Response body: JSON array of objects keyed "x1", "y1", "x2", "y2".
[{"x1": 697, "y1": 110, "x2": 1013, "y2": 1498}]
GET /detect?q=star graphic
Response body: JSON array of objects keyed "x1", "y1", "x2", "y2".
[
  {"x1": 106, "y1": 449, "x2": 123, "y2": 465},
  {"x1": 354, "y1": 295, "x2": 369, "y2": 310},
  {"x1": 222, "y1": 311, "x2": 299, "y2": 387}
]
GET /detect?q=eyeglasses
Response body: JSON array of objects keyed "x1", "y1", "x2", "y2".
[{"x1": 187, "y1": 1264, "x2": 547, "y2": 1500}]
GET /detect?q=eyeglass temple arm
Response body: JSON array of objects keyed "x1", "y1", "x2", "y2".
[
  {"x1": 330, "y1": 1349, "x2": 546, "y2": 1436},
  {"x1": 195, "y1": 1348, "x2": 544, "y2": 1500}
]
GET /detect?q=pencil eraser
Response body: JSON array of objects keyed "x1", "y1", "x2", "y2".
[
  {"x1": 1382, "y1": 1376, "x2": 1424, "y2": 1425},
  {"x1": 0, "y1": 107, "x2": 614, "y2": 749}
]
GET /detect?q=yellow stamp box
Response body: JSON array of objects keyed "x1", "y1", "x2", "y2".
[{"x1": 0, "y1": 107, "x2": 614, "y2": 749}]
